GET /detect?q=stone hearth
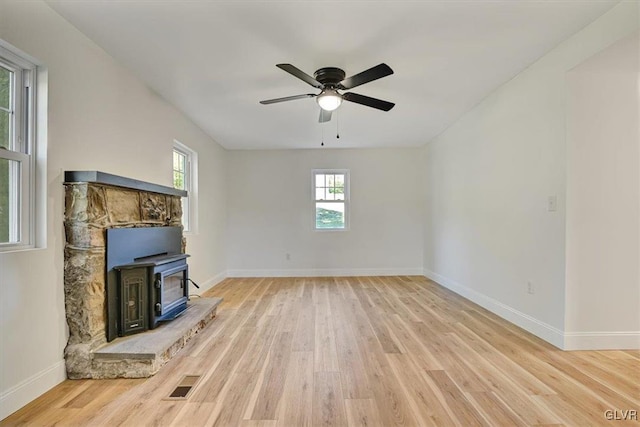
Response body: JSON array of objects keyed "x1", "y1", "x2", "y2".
[
  {"x1": 91, "y1": 297, "x2": 221, "y2": 378},
  {"x1": 63, "y1": 171, "x2": 220, "y2": 379}
]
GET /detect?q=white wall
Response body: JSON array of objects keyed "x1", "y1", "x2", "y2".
[
  {"x1": 227, "y1": 148, "x2": 423, "y2": 276},
  {"x1": 422, "y1": 1, "x2": 638, "y2": 349},
  {"x1": 0, "y1": 1, "x2": 227, "y2": 419},
  {"x1": 565, "y1": 33, "x2": 640, "y2": 349}
]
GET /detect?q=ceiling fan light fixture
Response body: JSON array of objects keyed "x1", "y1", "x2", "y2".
[
  {"x1": 316, "y1": 89, "x2": 342, "y2": 111},
  {"x1": 260, "y1": 63, "x2": 395, "y2": 122}
]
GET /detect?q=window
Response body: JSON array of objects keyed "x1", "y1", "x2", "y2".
[
  {"x1": 0, "y1": 44, "x2": 37, "y2": 250},
  {"x1": 172, "y1": 141, "x2": 197, "y2": 233},
  {"x1": 313, "y1": 169, "x2": 349, "y2": 230}
]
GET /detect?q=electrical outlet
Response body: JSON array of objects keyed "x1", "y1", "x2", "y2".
[{"x1": 527, "y1": 281, "x2": 535, "y2": 295}]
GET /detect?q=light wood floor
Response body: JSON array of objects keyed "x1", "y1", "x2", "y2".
[{"x1": 2, "y1": 276, "x2": 639, "y2": 426}]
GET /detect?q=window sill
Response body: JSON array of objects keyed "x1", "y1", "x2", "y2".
[
  {"x1": 0, "y1": 244, "x2": 46, "y2": 254},
  {"x1": 314, "y1": 228, "x2": 350, "y2": 232}
]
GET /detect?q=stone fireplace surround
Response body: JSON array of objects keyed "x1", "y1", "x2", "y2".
[{"x1": 63, "y1": 171, "x2": 220, "y2": 379}]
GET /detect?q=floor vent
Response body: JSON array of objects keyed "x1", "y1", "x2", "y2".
[{"x1": 165, "y1": 375, "x2": 201, "y2": 400}]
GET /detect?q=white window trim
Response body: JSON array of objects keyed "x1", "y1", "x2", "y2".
[
  {"x1": 173, "y1": 140, "x2": 198, "y2": 234},
  {"x1": 312, "y1": 169, "x2": 350, "y2": 231},
  {"x1": 0, "y1": 41, "x2": 45, "y2": 252}
]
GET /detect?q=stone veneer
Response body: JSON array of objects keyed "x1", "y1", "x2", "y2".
[{"x1": 63, "y1": 174, "x2": 185, "y2": 379}]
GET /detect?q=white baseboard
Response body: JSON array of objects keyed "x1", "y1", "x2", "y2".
[
  {"x1": 227, "y1": 267, "x2": 424, "y2": 278},
  {"x1": 563, "y1": 331, "x2": 640, "y2": 350},
  {"x1": 0, "y1": 360, "x2": 67, "y2": 420},
  {"x1": 423, "y1": 269, "x2": 565, "y2": 349}
]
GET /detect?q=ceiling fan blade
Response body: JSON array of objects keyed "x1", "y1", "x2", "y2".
[
  {"x1": 276, "y1": 64, "x2": 324, "y2": 89},
  {"x1": 342, "y1": 92, "x2": 395, "y2": 111},
  {"x1": 260, "y1": 94, "x2": 316, "y2": 105},
  {"x1": 319, "y1": 109, "x2": 332, "y2": 123},
  {"x1": 339, "y1": 63, "x2": 393, "y2": 90}
]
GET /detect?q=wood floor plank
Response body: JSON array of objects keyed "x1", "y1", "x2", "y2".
[
  {"x1": 250, "y1": 332, "x2": 293, "y2": 420},
  {"x1": 276, "y1": 351, "x2": 314, "y2": 427},
  {"x1": 466, "y1": 391, "x2": 528, "y2": 427},
  {"x1": 328, "y1": 287, "x2": 373, "y2": 400},
  {"x1": 313, "y1": 278, "x2": 332, "y2": 306},
  {"x1": 119, "y1": 400, "x2": 186, "y2": 427},
  {"x1": 461, "y1": 308, "x2": 640, "y2": 412},
  {"x1": 3, "y1": 276, "x2": 638, "y2": 427},
  {"x1": 187, "y1": 309, "x2": 234, "y2": 357},
  {"x1": 210, "y1": 371, "x2": 261, "y2": 427},
  {"x1": 358, "y1": 277, "x2": 398, "y2": 316},
  {"x1": 236, "y1": 315, "x2": 279, "y2": 374},
  {"x1": 386, "y1": 353, "x2": 457, "y2": 426},
  {"x1": 314, "y1": 306, "x2": 340, "y2": 373},
  {"x1": 313, "y1": 372, "x2": 347, "y2": 427},
  {"x1": 425, "y1": 369, "x2": 488, "y2": 426},
  {"x1": 170, "y1": 402, "x2": 217, "y2": 427},
  {"x1": 292, "y1": 300, "x2": 315, "y2": 351},
  {"x1": 404, "y1": 320, "x2": 489, "y2": 393},
  {"x1": 451, "y1": 322, "x2": 558, "y2": 396},
  {"x1": 240, "y1": 421, "x2": 278, "y2": 427},
  {"x1": 441, "y1": 332, "x2": 562, "y2": 425},
  {"x1": 243, "y1": 280, "x2": 275, "y2": 329},
  {"x1": 275, "y1": 289, "x2": 301, "y2": 334},
  {"x1": 385, "y1": 314, "x2": 443, "y2": 370},
  {"x1": 352, "y1": 333, "x2": 419, "y2": 426},
  {"x1": 193, "y1": 326, "x2": 257, "y2": 402},
  {"x1": 398, "y1": 295, "x2": 452, "y2": 335},
  {"x1": 63, "y1": 379, "x2": 145, "y2": 426},
  {"x1": 366, "y1": 276, "x2": 421, "y2": 322},
  {"x1": 573, "y1": 352, "x2": 640, "y2": 404},
  {"x1": 344, "y1": 399, "x2": 384, "y2": 427},
  {"x1": 622, "y1": 350, "x2": 640, "y2": 360},
  {"x1": 351, "y1": 284, "x2": 404, "y2": 354}
]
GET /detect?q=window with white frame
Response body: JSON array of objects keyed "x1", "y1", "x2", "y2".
[
  {"x1": 313, "y1": 169, "x2": 349, "y2": 230},
  {"x1": 172, "y1": 141, "x2": 197, "y2": 233},
  {"x1": 0, "y1": 44, "x2": 37, "y2": 250}
]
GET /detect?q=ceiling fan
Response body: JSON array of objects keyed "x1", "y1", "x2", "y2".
[{"x1": 260, "y1": 63, "x2": 395, "y2": 123}]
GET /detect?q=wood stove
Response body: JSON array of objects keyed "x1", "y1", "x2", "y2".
[
  {"x1": 115, "y1": 253, "x2": 189, "y2": 336},
  {"x1": 106, "y1": 226, "x2": 188, "y2": 340}
]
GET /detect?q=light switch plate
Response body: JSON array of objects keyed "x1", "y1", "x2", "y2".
[{"x1": 547, "y1": 196, "x2": 558, "y2": 212}]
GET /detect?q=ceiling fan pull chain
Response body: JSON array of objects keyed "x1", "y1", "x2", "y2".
[
  {"x1": 336, "y1": 110, "x2": 340, "y2": 139},
  {"x1": 321, "y1": 124, "x2": 324, "y2": 147}
]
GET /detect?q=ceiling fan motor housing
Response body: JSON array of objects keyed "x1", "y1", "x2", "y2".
[
  {"x1": 260, "y1": 63, "x2": 395, "y2": 120},
  {"x1": 313, "y1": 67, "x2": 346, "y2": 87}
]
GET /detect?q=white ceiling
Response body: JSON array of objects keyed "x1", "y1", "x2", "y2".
[{"x1": 47, "y1": 0, "x2": 617, "y2": 150}]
